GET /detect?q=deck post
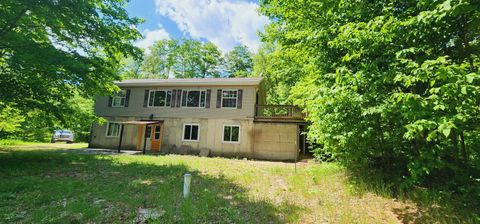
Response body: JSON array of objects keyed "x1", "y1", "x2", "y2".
[{"x1": 118, "y1": 124, "x2": 124, "y2": 153}]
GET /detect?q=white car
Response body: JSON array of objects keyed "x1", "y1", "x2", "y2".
[{"x1": 51, "y1": 130, "x2": 74, "y2": 143}]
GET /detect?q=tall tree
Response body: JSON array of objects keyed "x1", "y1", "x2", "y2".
[
  {"x1": 172, "y1": 39, "x2": 202, "y2": 78},
  {"x1": 199, "y1": 42, "x2": 223, "y2": 78},
  {"x1": 253, "y1": 42, "x2": 303, "y2": 104},
  {"x1": 260, "y1": 0, "x2": 480, "y2": 188},
  {"x1": 142, "y1": 39, "x2": 177, "y2": 78},
  {"x1": 0, "y1": 0, "x2": 142, "y2": 121},
  {"x1": 225, "y1": 45, "x2": 253, "y2": 77},
  {"x1": 141, "y1": 39, "x2": 223, "y2": 78}
]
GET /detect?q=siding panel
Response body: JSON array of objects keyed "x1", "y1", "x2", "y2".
[{"x1": 95, "y1": 86, "x2": 256, "y2": 119}]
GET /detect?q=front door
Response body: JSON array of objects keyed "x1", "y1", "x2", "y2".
[{"x1": 150, "y1": 124, "x2": 162, "y2": 152}]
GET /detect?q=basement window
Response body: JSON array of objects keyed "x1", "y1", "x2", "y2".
[
  {"x1": 223, "y1": 125, "x2": 240, "y2": 143},
  {"x1": 106, "y1": 122, "x2": 121, "y2": 137},
  {"x1": 183, "y1": 124, "x2": 199, "y2": 141}
]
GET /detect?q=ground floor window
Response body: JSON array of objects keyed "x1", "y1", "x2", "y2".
[
  {"x1": 183, "y1": 124, "x2": 199, "y2": 141},
  {"x1": 106, "y1": 122, "x2": 121, "y2": 137},
  {"x1": 223, "y1": 125, "x2": 240, "y2": 143}
]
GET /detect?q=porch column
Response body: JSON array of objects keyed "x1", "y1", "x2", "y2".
[
  {"x1": 117, "y1": 124, "x2": 124, "y2": 153},
  {"x1": 142, "y1": 124, "x2": 148, "y2": 154}
]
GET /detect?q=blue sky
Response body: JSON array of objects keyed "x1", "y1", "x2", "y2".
[{"x1": 126, "y1": 0, "x2": 268, "y2": 53}]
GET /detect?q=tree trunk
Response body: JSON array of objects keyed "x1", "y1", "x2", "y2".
[
  {"x1": 451, "y1": 129, "x2": 459, "y2": 162},
  {"x1": 460, "y1": 131, "x2": 467, "y2": 164}
]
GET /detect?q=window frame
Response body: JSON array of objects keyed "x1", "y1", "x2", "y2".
[
  {"x1": 148, "y1": 90, "x2": 172, "y2": 107},
  {"x1": 181, "y1": 90, "x2": 207, "y2": 108},
  {"x1": 153, "y1": 125, "x2": 161, "y2": 140},
  {"x1": 105, "y1": 122, "x2": 121, "y2": 138},
  {"x1": 222, "y1": 124, "x2": 241, "y2": 143},
  {"x1": 182, "y1": 123, "x2": 200, "y2": 142},
  {"x1": 221, "y1": 89, "x2": 238, "y2": 109},
  {"x1": 112, "y1": 90, "x2": 126, "y2": 107}
]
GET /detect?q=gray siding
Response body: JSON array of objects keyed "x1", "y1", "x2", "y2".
[{"x1": 94, "y1": 86, "x2": 257, "y2": 119}]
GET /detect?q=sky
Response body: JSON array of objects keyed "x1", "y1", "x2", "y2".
[{"x1": 126, "y1": 0, "x2": 269, "y2": 53}]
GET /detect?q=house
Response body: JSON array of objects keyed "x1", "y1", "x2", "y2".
[{"x1": 89, "y1": 77, "x2": 306, "y2": 161}]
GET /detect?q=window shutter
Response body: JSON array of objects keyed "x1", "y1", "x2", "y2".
[
  {"x1": 171, "y1": 89, "x2": 177, "y2": 107},
  {"x1": 216, "y1": 89, "x2": 222, "y2": 108},
  {"x1": 205, "y1": 89, "x2": 211, "y2": 108},
  {"x1": 124, "y1": 89, "x2": 131, "y2": 107},
  {"x1": 107, "y1": 96, "x2": 113, "y2": 107},
  {"x1": 176, "y1": 89, "x2": 182, "y2": 108},
  {"x1": 143, "y1": 90, "x2": 149, "y2": 107},
  {"x1": 237, "y1": 89, "x2": 243, "y2": 109}
]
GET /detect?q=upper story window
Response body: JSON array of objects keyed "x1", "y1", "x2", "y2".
[
  {"x1": 148, "y1": 90, "x2": 172, "y2": 107},
  {"x1": 221, "y1": 90, "x2": 238, "y2": 108},
  {"x1": 112, "y1": 90, "x2": 126, "y2": 107},
  {"x1": 181, "y1": 90, "x2": 206, "y2": 108},
  {"x1": 106, "y1": 122, "x2": 121, "y2": 137}
]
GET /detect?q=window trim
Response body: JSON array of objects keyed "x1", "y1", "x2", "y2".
[
  {"x1": 182, "y1": 123, "x2": 200, "y2": 142},
  {"x1": 148, "y1": 90, "x2": 172, "y2": 108},
  {"x1": 153, "y1": 125, "x2": 161, "y2": 140},
  {"x1": 112, "y1": 90, "x2": 126, "y2": 107},
  {"x1": 181, "y1": 90, "x2": 207, "y2": 108},
  {"x1": 221, "y1": 89, "x2": 238, "y2": 109},
  {"x1": 105, "y1": 122, "x2": 121, "y2": 138},
  {"x1": 222, "y1": 124, "x2": 241, "y2": 144}
]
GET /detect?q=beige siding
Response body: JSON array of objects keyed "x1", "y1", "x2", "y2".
[
  {"x1": 90, "y1": 116, "x2": 300, "y2": 161},
  {"x1": 90, "y1": 116, "x2": 254, "y2": 157},
  {"x1": 94, "y1": 86, "x2": 257, "y2": 119},
  {"x1": 90, "y1": 117, "x2": 138, "y2": 150},
  {"x1": 253, "y1": 123, "x2": 299, "y2": 161}
]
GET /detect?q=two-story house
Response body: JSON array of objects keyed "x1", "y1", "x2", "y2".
[{"x1": 89, "y1": 77, "x2": 306, "y2": 161}]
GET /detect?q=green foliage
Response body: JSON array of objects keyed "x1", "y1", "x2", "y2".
[
  {"x1": 259, "y1": 0, "x2": 480, "y2": 201},
  {"x1": 225, "y1": 45, "x2": 254, "y2": 77},
  {"x1": 123, "y1": 39, "x2": 225, "y2": 79},
  {"x1": 253, "y1": 42, "x2": 304, "y2": 104},
  {"x1": 0, "y1": 104, "x2": 24, "y2": 137},
  {"x1": 0, "y1": 0, "x2": 142, "y2": 123},
  {"x1": 0, "y1": 93, "x2": 98, "y2": 142}
]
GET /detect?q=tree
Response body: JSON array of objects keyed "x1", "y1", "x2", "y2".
[
  {"x1": 253, "y1": 42, "x2": 303, "y2": 104},
  {"x1": 260, "y1": 0, "x2": 480, "y2": 190},
  {"x1": 199, "y1": 42, "x2": 223, "y2": 78},
  {"x1": 141, "y1": 39, "x2": 177, "y2": 78},
  {"x1": 119, "y1": 55, "x2": 144, "y2": 79},
  {"x1": 171, "y1": 39, "x2": 202, "y2": 78},
  {"x1": 141, "y1": 39, "x2": 223, "y2": 78},
  {"x1": 0, "y1": 0, "x2": 142, "y2": 122},
  {"x1": 225, "y1": 45, "x2": 253, "y2": 77}
]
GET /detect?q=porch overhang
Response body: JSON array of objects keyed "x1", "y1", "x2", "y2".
[
  {"x1": 116, "y1": 120, "x2": 164, "y2": 154},
  {"x1": 119, "y1": 120, "x2": 163, "y2": 125}
]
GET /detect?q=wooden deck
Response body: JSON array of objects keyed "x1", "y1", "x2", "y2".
[{"x1": 254, "y1": 105, "x2": 306, "y2": 123}]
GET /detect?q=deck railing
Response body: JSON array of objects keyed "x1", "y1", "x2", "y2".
[{"x1": 255, "y1": 105, "x2": 305, "y2": 121}]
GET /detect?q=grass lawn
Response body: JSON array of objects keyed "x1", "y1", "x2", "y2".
[{"x1": 0, "y1": 143, "x2": 476, "y2": 223}]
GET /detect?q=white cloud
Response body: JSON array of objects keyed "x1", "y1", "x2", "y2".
[
  {"x1": 134, "y1": 26, "x2": 171, "y2": 52},
  {"x1": 155, "y1": 0, "x2": 269, "y2": 53}
]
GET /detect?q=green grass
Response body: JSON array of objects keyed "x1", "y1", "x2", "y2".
[{"x1": 0, "y1": 143, "x2": 477, "y2": 223}]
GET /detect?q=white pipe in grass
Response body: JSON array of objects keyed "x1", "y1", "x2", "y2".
[{"x1": 183, "y1": 173, "x2": 191, "y2": 198}]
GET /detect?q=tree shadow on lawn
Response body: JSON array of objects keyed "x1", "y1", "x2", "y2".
[
  {"x1": 0, "y1": 150, "x2": 302, "y2": 223},
  {"x1": 346, "y1": 168, "x2": 479, "y2": 224}
]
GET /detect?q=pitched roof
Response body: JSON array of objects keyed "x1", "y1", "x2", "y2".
[{"x1": 115, "y1": 77, "x2": 263, "y2": 87}]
